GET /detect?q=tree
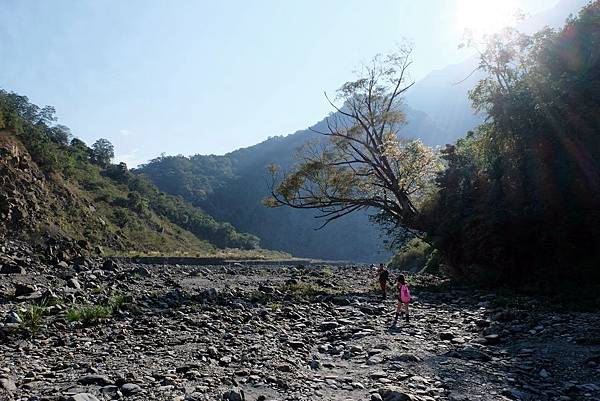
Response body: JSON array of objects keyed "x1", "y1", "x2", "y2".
[
  {"x1": 91, "y1": 138, "x2": 114, "y2": 167},
  {"x1": 46, "y1": 124, "x2": 72, "y2": 146},
  {"x1": 265, "y1": 46, "x2": 441, "y2": 234}
]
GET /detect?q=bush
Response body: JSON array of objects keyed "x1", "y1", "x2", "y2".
[
  {"x1": 18, "y1": 305, "x2": 45, "y2": 336},
  {"x1": 388, "y1": 238, "x2": 438, "y2": 273},
  {"x1": 67, "y1": 305, "x2": 112, "y2": 324}
]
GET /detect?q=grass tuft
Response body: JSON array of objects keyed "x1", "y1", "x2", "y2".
[{"x1": 18, "y1": 305, "x2": 46, "y2": 336}]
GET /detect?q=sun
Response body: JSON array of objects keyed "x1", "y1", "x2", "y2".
[{"x1": 456, "y1": 0, "x2": 519, "y2": 38}]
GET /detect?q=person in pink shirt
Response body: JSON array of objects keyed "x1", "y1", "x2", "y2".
[{"x1": 393, "y1": 274, "x2": 411, "y2": 325}]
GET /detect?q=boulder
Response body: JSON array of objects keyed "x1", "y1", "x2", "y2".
[
  {"x1": 222, "y1": 389, "x2": 245, "y2": 401},
  {"x1": 0, "y1": 264, "x2": 25, "y2": 274},
  {"x1": 14, "y1": 283, "x2": 36, "y2": 297},
  {"x1": 121, "y1": 383, "x2": 142, "y2": 395},
  {"x1": 78, "y1": 374, "x2": 113, "y2": 386}
]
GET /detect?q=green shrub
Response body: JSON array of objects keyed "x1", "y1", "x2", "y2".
[
  {"x1": 66, "y1": 305, "x2": 113, "y2": 324},
  {"x1": 18, "y1": 305, "x2": 46, "y2": 336},
  {"x1": 388, "y1": 238, "x2": 437, "y2": 273}
]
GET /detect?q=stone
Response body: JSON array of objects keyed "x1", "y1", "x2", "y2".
[
  {"x1": 501, "y1": 389, "x2": 530, "y2": 400},
  {"x1": 219, "y1": 356, "x2": 232, "y2": 366},
  {"x1": 222, "y1": 388, "x2": 245, "y2": 401},
  {"x1": 378, "y1": 387, "x2": 411, "y2": 401},
  {"x1": 484, "y1": 334, "x2": 501, "y2": 345},
  {"x1": 14, "y1": 283, "x2": 36, "y2": 297},
  {"x1": 439, "y1": 332, "x2": 454, "y2": 341},
  {"x1": 319, "y1": 321, "x2": 340, "y2": 331},
  {"x1": 78, "y1": 374, "x2": 113, "y2": 386},
  {"x1": 0, "y1": 264, "x2": 25, "y2": 274},
  {"x1": 121, "y1": 383, "x2": 142, "y2": 395},
  {"x1": 102, "y1": 259, "x2": 118, "y2": 271},
  {"x1": 0, "y1": 377, "x2": 17, "y2": 392},
  {"x1": 68, "y1": 278, "x2": 82, "y2": 290},
  {"x1": 258, "y1": 285, "x2": 274, "y2": 293}
]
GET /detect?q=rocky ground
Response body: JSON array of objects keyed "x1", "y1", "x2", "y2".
[{"x1": 1, "y1": 240, "x2": 599, "y2": 401}]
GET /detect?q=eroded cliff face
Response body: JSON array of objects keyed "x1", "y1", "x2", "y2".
[
  {"x1": 0, "y1": 131, "x2": 49, "y2": 237},
  {"x1": 0, "y1": 131, "x2": 121, "y2": 257}
]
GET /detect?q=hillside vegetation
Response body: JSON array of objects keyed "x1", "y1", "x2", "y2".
[
  {"x1": 422, "y1": 3, "x2": 600, "y2": 286},
  {"x1": 0, "y1": 90, "x2": 279, "y2": 258},
  {"x1": 136, "y1": 125, "x2": 391, "y2": 262}
]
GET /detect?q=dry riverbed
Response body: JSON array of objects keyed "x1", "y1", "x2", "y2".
[{"x1": 1, "y1": 240, "x2": 599, "y2": 401}]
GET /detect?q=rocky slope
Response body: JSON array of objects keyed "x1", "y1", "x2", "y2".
[
  {"x1": 0, "y1": 129, "x2": 266, "y2": 257},
  {"x1": 1, "y1": 241, "x2": 599, "y2": 401}
]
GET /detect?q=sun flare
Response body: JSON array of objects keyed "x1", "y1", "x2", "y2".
[{"x1": 456, "y1": 0, "x2": 519, "y2": 38}]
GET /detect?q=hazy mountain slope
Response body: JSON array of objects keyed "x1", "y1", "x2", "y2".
[
  {"x1": 405, "y1": 59, "x2": 484, "y2": 145},
  {"x1": 139, "y1": 120, "x2": 392, "y2": 262},
  {"x1": 403, "y1": 0, "x2": 590, "y2": 145}
]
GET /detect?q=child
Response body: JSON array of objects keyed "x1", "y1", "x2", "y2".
[
  {"x1": 375, "y1": 263, "x2": 390, "y2": 300},
  {"x1": 393, "y1": 274, "x2": 411, "y2": 325}
]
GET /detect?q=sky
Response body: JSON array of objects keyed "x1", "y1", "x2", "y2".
[{"x1": 0, "y1": 0, "x2": 575, "y2": 166}]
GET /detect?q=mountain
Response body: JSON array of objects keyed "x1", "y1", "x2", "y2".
[
  {"x1": 137, "y1": 119, "x2": 391, "y2": 262},
  {"x1": 403, "y1": 0, "x2": 591, "y2": 146},
  {"x1": 0, "y1": 90, "x2": 280, "y2": 259}
]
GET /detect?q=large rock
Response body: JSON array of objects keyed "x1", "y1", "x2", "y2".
[
  {"x1": 78, "y1": 374, "x2": 113, "y2": 386},
  {"x1": 14, "y1": 283, "x2": 36, "y2": 297},
  {"x1": 0, "y1": 264, "x2": 25, "y2": 274},
  {"x1": 102, "y1": 259, "x2": 119, "y2": 271},
  {"x1": 319, "y1": 321, "x2": 340, "y2": 331},
  {"x1": 377, "y1": 387, "x2": 412, "y2": 401},
  {"x1": 222, "y1": 389, "x2": 245, "y2": 401},
  {"x1": 121, "y1": 383, "x2": 142, "y2": 395},
  {"x1": 0, "y1": 377, "x2": 17, "y2": 392}
]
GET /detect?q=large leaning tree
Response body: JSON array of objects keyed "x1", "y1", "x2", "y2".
[{"x1": 264, "y1": 46, "x2": 441, "y2": 239}]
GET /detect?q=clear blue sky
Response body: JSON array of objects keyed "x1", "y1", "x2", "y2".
[{"x1": 0, "y1": 0, "x2": 567, "y2": 166}]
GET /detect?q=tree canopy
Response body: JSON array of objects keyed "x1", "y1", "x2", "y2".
[{"x1": 266, "y1": 46, "x2": 441, "y2": 231}]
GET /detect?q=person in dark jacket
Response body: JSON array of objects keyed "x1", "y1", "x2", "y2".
[{"x1": 375, "y1": 263, "x2": 390, "y2": 300}]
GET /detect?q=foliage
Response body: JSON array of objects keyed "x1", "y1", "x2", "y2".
[
  {"x1": 424, "y1": 2, "x2": 600, "y2": 285},
  {"x1": 66, "y1": 294, "x2": 130, "y2": 325},
  {"x1": 387, "y1": 237, "x2": 440, "y2": 273},
  {"x1": 91, "y1": 138, "x2": 114, "y2": 167},
  {"x1": 265, "y1": 46, "x2": 442, "y2": 231},
  {"x1": 18, "y1": 304, "x2": 46, "y2": 336},
  {"x1": 66, "y1": 304, "x2": 113, "y2": 324}
]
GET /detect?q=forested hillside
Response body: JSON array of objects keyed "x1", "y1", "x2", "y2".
[
  {"x1": 136, "y1": 121, "x2": 380, "y2": 261},
  {"x1": 424, "y1": 3, "x2": 600, "y2": 285},
  {"x1": 0, "y1": 90, "x2": 268, "y2": 257}
]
